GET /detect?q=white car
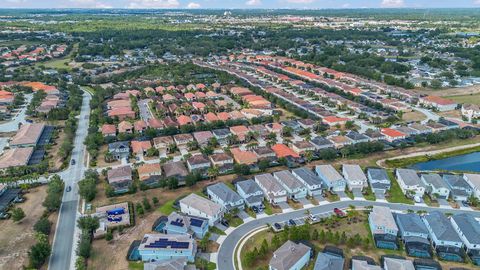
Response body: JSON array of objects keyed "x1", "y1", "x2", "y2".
[{"x1": 309, "y1": 214, "x2": 319, "y2": 222}]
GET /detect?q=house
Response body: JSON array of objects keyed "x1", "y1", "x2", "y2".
[
  {"x1": 395, "y1": 213, "x2": 431, "y2": 258},
  {"x1": 273, "y1": 170, "x2": 307, "y2": 199},
  {"x1": 162, "y1": 161, "x2": 189, "y2": 185},
  {"x1": 395, "y1": 169, "x2": 425, "y2": 198},
  {"x1": 209, "y1": 152, "x2": 233, "y2": 173},
  {"x1": 107, "y1": 166, "x2": 133, "y2": 194},
  {"x1": 310, "y1": 136, "x2": 334, "y2": 150},
  {"x1": 176, "y1": 115, "x2": 192, "y2": 126},
  {"x1": 420, "y1": 173, "x2": 450, "y2": 199},
  {"x1": 101, "y1": 124, "x2": 116, "y2": 137},
  {"x1": 153, "y1": 136, "x2": 175, "y2": 152},
  {"x1": 137, "y1": 163, "x2": 161, "y2": 186},
  {"x1": 322, "y1": 116, "x2": 349, "y2": 127},
  {"x1": 368, "y1": 206, "x2": 398, "y2": 250},
  {"x1": 342, "y1": 164, "x2": 367, "y2": 191},
  {"x1": 173, "y1": 134, "x2": 194, "y2": 147},
  {"x1": 255, "y1": 173, "x2": 288, "y2": 204},
  {"x1": 351, "y1": 259, "x2": 382, "y2": 270},
  {"x1": 186, "y1": 154, "x2": 211, "y2": 173},
  {"x1": 0, "y1": 147, "x2": 34, "y2": 170},
  {"x1": 162, "y1": 211, "x2": 209, "y2": 239},
  {"x1": 383, "y1": 257, "x2": 415, "y2": 270},
  {"x1": 134, "y1": 120, "x2": 148, "y2": 133},
  {"x1": 315, "y1": 165, "x2": 346, "y2": 192},
  {"x1": 131, "y1": 140, "x2": 152, "y2": 157},
  {"x1": 230, "y1": 148, "x2": 258, "y2": 166},
  {"x1": 9, "y1": 123, "x2": 45, "y2": 148},
  {"x1": 269, "y1": 240, "x2": 311, "y2": 270},
  {"x1": 366, "y1": 168, "x2": 391, "y2": 194},
  {"x1": 408, "y1": 123, "x2": 432, "y2": 135},
  {"x1": 451, "y1": 213, "x2": 480, "y2": 264},
  {"x1": 212, "y1": 128, "x2": 231, "y2": 144},
  {"x1": 230, "y1": 125, "x2": 249, "y2": 142},
  {"x1": 292, "y1": 167, "x2": 323, "y2": 197},
  {"x1": 422, "y1": 211, "x2": 464, "y2": 262},
  {"x1": 443, "y1": 174, "x2": 472, "y2": 201},
  {"x1": 463, "y1": 173, "x2": 480, "y2": 199},
  {"x1": 206, "y1": 182, "x2": 244, "y2": 211},
  {"x1": 138, "y1": 233, "x2": 196, "y2": 262},
  {"x1": 461, "y1": 103, "x2": 480, "y2": 122},
  {"x1": 313, "y1": 252, "x2": 344, "y2": 270},
  {"x1": 235, "y1": 179, "x2": 264, "y2": 208},
  {"x1": 271, "y1": 144, "x2": 300, "y2": 159},
  {"x1": 179, "y1": 193, "x2": 224, "y2": 226},
  {"x1": 193, "y1": 131, "x2": 213, "y2": 146},
  {"x1": 345, "y1": 131, "x2": 370, "y2": 144},
  {"x1": 108, "y1": 141, "x2": 130, "y2": 160},
  {"x1": 419, "y1": 95, "x2": 457, "y2": 112},
  {"x1": 381, "y1": 128, "x2": 407, "y2": 142},
  {"x1": 143, "y1": 258, "x2": 187, "y2": 270},
  {"x1": 291, "y1": 141, "x2": 315, "y2": 155},
  {"x1": 108, "y1": 107, "x2": 135, "y2": 120},
  {"x1": 118, "y1": 121, "x2": 133, "y2": 133},
  {"x1": 328, "y1": 135, "x2": 352, "y2": 148},
  {"x1": 253, "y1": 146, "x2": 276, "y2": 161}
]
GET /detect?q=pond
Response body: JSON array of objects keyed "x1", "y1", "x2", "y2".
[{"x1": 410, "y1": 151, "x2": 480, "y2": 172}]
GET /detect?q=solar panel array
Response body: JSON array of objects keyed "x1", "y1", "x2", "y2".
[
  {"x1": 170, "y1": 218, "x2": 185, "y2": 227},
  {"x1": 145, "y1": 238, "x2": 190, "y2": 249},
  {"x1": 190, "y1": 218, "x2": 204, "y2": 227}
]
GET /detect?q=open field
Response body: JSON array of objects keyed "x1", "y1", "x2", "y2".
[
  {"x1": 0, "y1": 186, "x2": 47, "y2": 270},
  {"x1": 35, "y1": 43, "x2": 78, "y2": 71},
  {"x1": 446, "y1": 93, "x2": 480, "y2": 105},
  {"x1": 415, "y1": 85, "x2": 480, "y2": 97},
  {"x1": 401, "y1": 110, "x2": 427, "y2": 122}
]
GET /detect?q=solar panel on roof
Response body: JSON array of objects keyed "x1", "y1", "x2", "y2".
[{"x1": 190, "y1": 218, "x2": 204, "y2": 227}]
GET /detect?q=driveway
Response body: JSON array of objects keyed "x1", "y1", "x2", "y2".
[
  {"x1": 375, "y1": 192, "x2": 386, "y2": 201},
  {"x1": 352, "y1": 188, "x2": 363, "y2": 199},
  {"x1": 138, "y1": 99, "x2": 153, "y2": 121},
  {"x1": 438, "y1": 198, "x2": 450, "y2": 207},
  {"x1": 215, "y1": 223, "x2": 228, "y2": 231},
  {"x1": 237, "y1": 210, "x2": 250, "y2": 221},
  {"x1": 298, "y1": 197, "x2": 311, "y2": 207},
  {"x1": 337, "y1": 191, "x2": 350, "y2": 201},
  {"x1": 277, "y1": 202, "x2": 291, "y2": 212}
]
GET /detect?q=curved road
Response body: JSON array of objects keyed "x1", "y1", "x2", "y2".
[
  {"x1": 217, "y1": 200, "x2": 480, "y2": 270},
  {"x1": 48, "y1": 89, "x2": 92, "y2": 270}
]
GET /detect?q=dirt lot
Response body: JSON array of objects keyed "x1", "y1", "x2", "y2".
[
  {"x1": 401, "y1": 111, "x2": 427, "y2": 122},
  {"x1": 0, "y1": 186, "x2": 47, "y2": 269},
  {"x1": 415, "y1": 85, "x2": 480, "y2": 97}
]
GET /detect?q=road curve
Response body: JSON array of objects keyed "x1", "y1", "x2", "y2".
[{"x1": 217, "y1": 200, "x2": 480, "y2": 270}]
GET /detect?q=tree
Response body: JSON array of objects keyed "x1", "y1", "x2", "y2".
[
  {"x1": 152, "y1": 196, "x2": 159, "y2": 206},
  {"x1": 34, "y1": 216, "x2": 52, "y2": 235},
  {"x1": 105, "y1": 230, "x2": 113, "y2": 241},
  {"x1": 77, "y1": 233, "x2": 92, "y2": 258},
  {"x1": 136, "y1": 202, "x2": 144, "y2": 216},
  {"x1": 29, "y1": 233, "x2": 51, "y2": 269},
  {"x1": 260, "y1": 239, "x2": 269, "y2": 256},
  {"x1": 43, "y1": 175, "x2": 64, "y2": 212},
  {"x1": 207, "y1": 166, "x2": 220, "y2": 180},
  {"x1": 143, "y1": 197, "x2": 152, "y2": 212},
  {"x1": 77, "y1": 216, "x2": 100, "y2": 232},
  {"x1": 312, "y1": 229, "x2": 319, "y2": 240},
  {"x1": 78, "y1": 175, "x2": 97, "y2": 202},
  {"x1": 11, "y1": 207, "x2": 25, "y2": 222},
  {"x1": 258, "y1": 159, "x2": 270, "y2": 172}
]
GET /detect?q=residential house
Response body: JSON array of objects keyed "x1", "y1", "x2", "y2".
[
  {"x1": 193, "y1": 131, "x2": 213, "y2": 146},
  {"x1": 230, "y1": 148, "x2": 258, "y2": 166},
  {"x1": 209, "y1": 152, "x2": 233, "y2": 173},
  {"x1": 118, "y1": 121, "x2": 133, "y2": 133},
  {"x1": 395, "y1": 169, "x2": 426, "y2": 198},
  {"x1": 395, "y1": 213, "x2": 431, "y2": 258},
  {"x1": 342, "y1": 164, "x2": 368, "y2": 191},
  {"x1": 9, "y1": 123, "x2": 45, "y2": 148},
  {"x1": 179, "y1": 193, "x2": 224, "y2": 226},
  {"x1": 291, "y1": 141, "x2": 315, "y2": 155},
  {"x1": 206, "y1": 182, "x2": 244, "y2": 211},
  {"x1": 101, "y1": 124, "x2": 116, "y2": 137},
  {"x1": 108, "y1": 141, "x2": 130, "y2": 160},
  {"x1": 463, "y1": 173, "x2": 480, "y2": 199},
  {"x1": 310, "y1": 136, "x2": 334, "y2": 150},
  {"x1": 173, "y1": 134, "x2": 194, "y2": 147},
  {"x1": 162, "y1": 211, "x2": 209, "y2": 239},
  {"x1": 269, "y1": 241, "x2": 311, "y2": 270},
  {"x1": 443, "y1": 174, "x2": 472, "y2": 201},
  {"x1": 131, "y1": 140, "x2": 152, "y2": 158},
  {"x1": 383, "y1": 257, "x2": 415, "y2": 270},
  {"x1": 107, "y1": 166, "x2": 133, "y2": 194},
  {"x1": 271, "y1": 144, "x2": 301, "y2": 161},
  {"x1": 230, "y1": 125, "x2": 249, "y2": 142},
  {"x1": 381, "y1": 128, "x2": 407, "y2": 142},
  {"x1": 186, "y1": 154, "x2": 211, "y2": 173},
  {"x1": 451, "y1": 213, "x2": 480, "y2": 264},
  {"x1": 345, "y1": 131, "x2": 370, "y2": 144},
  {"x1": 419, "y1": 96, "x2": 457, "y2": 112},
  {"x1": 134, "y1": 120, "x2": 148, "y2": 133},
  {"x1": 420, "y1": 173, "x2": 450, "y2": 199},
  {"x1": 137, "y1": 163, "x2": 161, "y2": 186},
  {"x1": 292, "y1": 167, "x2": 323, "y2": 197},
  {"x1": 273, "y1": 170, "x2": 307, "y2": 199},
  {"x1": 138, "y1": 233, "x2": 196, "y2": 262},
  {"x1": 235, "y1": 179, "x2": 264, "y2": 208},
  {"x1": 255, "y1": 173, "x2": 288, "y2": 204},
  {"x1": 0, "y1": 147, "x2": 34, "y2": 170},
  {"x1": 253, "y1": 146, "x2": 276, "y2": 161},
  {"x1": 328, "y1": 135, "x2": 352, "y2": 149},
  {"x1": 322, "y1": 116, "x2": 349, "y2": 127},
  {"x1": 351, "y1": 259, "x2": 382, "y2": 270},
  {"x1": 153, "y1": 136, "x2": 175, "y2": 152},
  {"x1": 461, "y1": 103, "x2": 480, "y2": 122},
  {"x1": 422, "y1": 211, "x2": 464, "y2": 262},
  {"x1": 315, "y1": 165, "x2": 346, "y2": 192},
  {"x1": 366, "y1": 168, "x2": 391, "y2": 194},
  {"x1": 313, "y1": 252, "x2": 344, "y2": 270},
  {"x1": 408, "y1": 123, "x2": 432, "y2": 135},
  {"x1": 369, "y1": 206, "x2": 399, "y2": 250},
  {"x1": 162, "y1": 161, "x2": 189, "y2": 185},
  {"x1": 212, "y1": 128, "x2": 231, "y2": 145}
]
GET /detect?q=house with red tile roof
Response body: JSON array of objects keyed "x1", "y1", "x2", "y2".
[
  {"x1": 381, "y1": 128, "x2": 407, "y2": 142},
  {"x1": 266, "y1": 122, "x2": 282, "y2": 133},
  {"x1": 101, "y1": 124, "x2": 116, "y2": 137},
  {"x1": 118, "y1": 121, "x2": 133, "y2": 133},
  {"x1": 108, "y1": 107, "x2": 135, "y2": 120},
  {"x1": 134, "y1": 120, "x2": 148, "y2": 133},
  {"x1": 322, "y1": 116, "x2": 350, "y2": 127},
  {"x1": 107, "y1": 99, "x2": 131, "y2": 110},
  {"x1": 230, "y1": 87, "x2": 252, "y2": 96},
  {"x1": 217, "y1": 112, "x2": 230, "y2": 121},
  {"x1": 137, "y1": 163, "x2": 162, "y2": 186},
  {"x1": 419, "y1": 95, "x2": 457, "y2": 112},
  {"x1": 176, "y1": 115, "x2": 192, "y2": 126},
  {"x1": 204, "y1": 112, "x2": 219, "y2": 123},
  {"x1": 195, "y1": 83, "x2": 206, "y2": 90},
  {"x1": 192, "y1": 102, "x2": 206, "y2": 111},
  {"x1": 147, "y1": 118, "x2": 163, "y2": 129},
  {"x1": 230, "y1": 125, "x2": 249, "y2": 142},
  {"x1": 230, "y1": 148, "x2": 258, "y2": 165},
  {"x1": 184, "y1": 92, "x2": 196, "y2": 101},
  {"x1": 131, "y1": 140, "x2": 152, "y2": 156},
  {"x1": 162, "y1": 117, "x2": 178, "y2": 128},
  {"x1": 195, "y1": 92, "x2": 206, "y2": 99},
  {"x1": 155, "y1": 86, "x2": 165, "y2": 93},
  {"x1": 206, "y1": 91, "x2": 218, "y2": 99},
  {"x1": 162, "y1": 94, "x2": 176, "y2": 103},
  {"x1": 271, "y1": 144, "x2": 300, "y2": 159}
]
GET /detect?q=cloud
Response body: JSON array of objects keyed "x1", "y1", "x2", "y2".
[
  {"x1": 342, "y1": 3, "x2": 351, "y2": 8},
  {"x1": 186, "y1": 2, "x2": 201, "y2": 8},
  {"x1": 127, "y1": 0, "x2": 180, "y2": 8},
  {"x1": 381, "y1": 0, "x2": 405, "y2": 7},
  {"x1": 474, "y1": 0, "x2": 480, "y2": 5},
  {"x1": 285, "y1": 0, "x2": 315, "y2": 3},
  {"x1": 5, "y1": 0, "x2": 27, "y2": 3},
  {"x1": 68, "y1": 0, "x2": 112, "y2": 8},
  {"x1": 246, "y1": 0, "x2": 261, "y2": 5}
]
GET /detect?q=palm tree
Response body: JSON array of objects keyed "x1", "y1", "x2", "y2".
[
  {"x1": 207, "y1": 166, "x2": 220, "y2": 180},
  {"x1": 227, "y1": 134, "x2": 239, "y2": 146}
]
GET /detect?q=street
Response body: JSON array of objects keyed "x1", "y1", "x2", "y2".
[
  {"x1": 217, "y1": 199, "x2": 480, "y2": 270},
  {"x1": 48, "y1": 89, "x2": 91, "y2": 270},
  {"x1": 0, "y1": 93, "x2": 33, "y2": 133}
]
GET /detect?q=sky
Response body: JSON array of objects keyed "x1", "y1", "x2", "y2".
[{"x1": 2, "y1": 0, "x2": 480, "y2": 9}]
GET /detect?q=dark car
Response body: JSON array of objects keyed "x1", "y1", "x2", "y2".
[
  {"x1": 288, "y1": 219, "x2": 296, "y2": 226},
  {"x1": 71, "y1": 159, "x2": 76, "y2": 165},
  {"x1": 462, "y1": 201, "x2": 470, "y2": 207},
  {"x1": 66, "y1": 186, "x2": 72, "y2": 192},
  {"x1": 221, "y1": 220, "x2": 229, "y2": 227},
  {"x1": 252, "y1": 206, "x2": 259, "y2": 213},
  {"x1": 273, "y1": 223, "x2": 282, "y2": 230}
]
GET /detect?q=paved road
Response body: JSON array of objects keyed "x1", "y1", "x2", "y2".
[
  {"x1": 48, "y1": 89, "x2": 91, "y2": 270},
  {"x1": 0, "y1": 93, "x2": 33, "y2": 132},
  {"x1": 217, "y1": 200, "x2": 480, "y2": 270},
  {"x1": 138, "y1": 98, "x2": 153, "y2": 121}
]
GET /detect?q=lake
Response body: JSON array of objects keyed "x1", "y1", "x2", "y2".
[{"x1": 410, "y1": 151, "x2": 480, "y2": 172}]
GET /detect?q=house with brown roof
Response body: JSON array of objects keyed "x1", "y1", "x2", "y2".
[
  {"x1": 107, "y1": 166, "x2": 133, "y2": 194},
  {"x1": 186, "y1": 154, "x2": 211, "y2": 173},
  {"x1": 217, "y1": 112, "x2": 230, "y2": 121},
  {"x1": 162, "y1": 116, "x2": 178, "y2": 128},
  {"x1": 101, "y1": 124, "x2": 116, "y2": 137},
  {"x1": 137, "y1": 163, "x2": 162, "y2": 186},
  {"x1": 0, "y1": 147, "x2": 34, "y2": 170},
  {"x1": 118, "y1": 121, "x2": 133, "y2": 133},
  {"x1": 193, "y1": 131, "x2": 213, "y2": 146},
  {"x1": 131, "y1": 140, "x2": 152, "y2": 157},
  {"x1": 176, "y1": 115, "x2": 192, "y2": 126},
  {"x1": 204, "y1": 112, "x2": 219, "y2": 123},
  {"x1": 147, "y1": 118, "x2": 163, "y2": 130},
  {"x1": 195, "y1": 92, "x2": 206, "y2": 99},
  {"x1": 209, "y1": 152, "x2": 234, "y2": 173},
  {"x1": 328, "y1": 135, "x2": 353, "y2": 148},
  {"x1": 266, "y1": 122, "x2": 283, "y2": 133},
  {"x1": 254, "y1": 146, "x2": 276, "y2": 161},
  {"x1": 291, "y1": 141, "x2": 315, "y2": 155},
  {"x1": 153, "y1": 136, "x2": 175, "y2": 152},
  {"x1": 230, "y1": 148, "x2": 258, "y2": 165},
  {"x1": 163, "y1": 161, "x2": 189, "y2": 185},
  {"x1": 184, "y1": 92, "x2": 195, "y2": 101},
  {"x1": 134, "y1": 120, "x2": 148, "y2": 133},
  {"x1": 173, "y1": 133, "x2": 194, "y2": 147},
  {"x1": 10, "y1": 123, "x2": 45, "y2": 148},
  {"x1": 192, "y1": 102, "x2": 205, "y2": 112},
  {"x1": 108, "y1": 107, "x2": 135, "y2": 120},
  {"x1": 107, "y1": 99, "x2": 130, "y2": 110},
  {"x1": 230, "y1": 125, "x2": 249, "y2": 142}
]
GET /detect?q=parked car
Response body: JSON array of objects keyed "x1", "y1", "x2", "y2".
[
  {"x1": 333, "y1": 208, "x2": 346, "y2": 217},
  {"x1": 0, "y1": 212, "x2": 10, "y2": 219},
  {"x1": 66, "y1": 186, "x2": 72, "y2": 192},
  {"x1": 462, "y1": 201, "x2": 470, "y2": 207},
  {"x1": 273, "y1": 223, "x2": 282, "y2": 230},
  {"x1": 71, "y1": 159, "x2": 76, "y2": 165},
  {"x1": 220, "y1": 219, "x2": 229, "y2": 227},
  {"x1": 288, "y1": 219, "x2": 296, "y2": 226},
  {"x1": 308, "y1": 214, "x2": 319, "y2": 223},
  {"x1": 252, "y1": 206, "x2": 259, "y2": 213}
]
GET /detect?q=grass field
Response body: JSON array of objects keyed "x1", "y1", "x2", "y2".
[
  {"x1": 386, "y1": 170, "x2": 414, "y2": 205},
  {"x1": 36, "y1": 43, "x2": 77, "y2": 71},
  {"x1": 157, "y1": 199, "x2": 175, "y2": 215},
  {"x1": 446, "y1": 93, "x2": 480, "y2": 105}
]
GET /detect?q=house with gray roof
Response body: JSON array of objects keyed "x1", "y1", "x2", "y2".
[
  {"x1": 315, "y1": 165, "x2": 346, "y2": 192},
  {"x1": 163, "y1": 161, "x2": 189, "y2": 185},
  {"x1": 369, "y1": 206, "x2": 398, "y2": 250},
  {"x1": 108, "y1": 141, "x2": 130, "y2": 160},
  {"x1": 395, "y1": 213, "x2": 431, "y2": 258},
  {"x1": 269, "y1": 240, "x2": 311, "y2": 270},
  {"x1": 421, "y1": 173, "x2": 450, "y2": 199},
  {"x1": 342, "y1": 164, "x2": 368, "y2": 191},
  {"x1": 345, "y1": 131, "x2": 370, "y2": 144},
  {"x1": 366, "y1": 168, "x2": 390, "y2": 194},
  {"x1": 443, "y1": 174, "x2": 472, "y2": 201},
  {"x1": 395, "y1": 168, "x2": 425, "y2": 198},
  {"x1": 310, "y1": 136, "x2": 334, "y2": 150},
  {"x1": 212, "y1": 128, "x2": 231, "y2": 144},
  {"x1": 463, "y1": 173, "x2": 480, "y2": 199},
  {"x1": 292, "y1": 167, "x2": 323, "y2": 196},
  {"x1": 383, "y1": 257, "x2": 415, "y2": 270},
  {"x1": 206, "y1": 182, "x2": 244, "y2": 211},
  {"x1": 235, "y1": 179, "x2": 264, "y2": 208},
  {"x1": 313, "y1": 252, "x2": 344, "y2": 270},
  {"x1": 179, "y1": 193, "x2": 224, "y2": 226},
  {"x1": 273, "y1": 170, "x2": 307, "y2": 199},
  {"x1": 254, "y1": 173, "x2": 287, "y2": 204},
  {"x1": 422, "y1": 211, "x2": 464, "y2": 262},
  {"x1": 451, "y1": 213, "x2": 480, "y2": 264},
  {"x1": 351, "y1": 259, "x2": 382, "y2": 270}
]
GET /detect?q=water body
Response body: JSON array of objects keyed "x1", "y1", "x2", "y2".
[{"x1": 410, "y1": 151, "x2": 480, "y2": 172}]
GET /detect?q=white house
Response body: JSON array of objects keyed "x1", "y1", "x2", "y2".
[
  {"x1": 464, "y1": 173, "x2": 480, "y2": 199},
  {"x1": 315, "y1": 165, "x2": 346, "y2": 192},
  {"x1": 206, "y1": 182, "x2": 244, "y2": 211},
  {"x1": 273, "y1": 170, "x2": 307, "y2": 199},
  {"x1": 342, "y1": 164, "x2": 368, "y2": 191},
  {"x1": 255, "y1": 173, "x2": 287, "y2": 204},
  {"x1": 292, "y1": 167, "x2": 323, "y2": 196},
  {"x1": 461, "y1": 104, "x2": 480, "y2": 123},
  {"x1": 451, "y1": 213, "x2": 480, "y2": 263},
  {"x1": 396, "y1": 169, "x2": 426, "y2": 198},
  {"x1": 236, "y1": 179, "x2": 264, "y2": 208},
  {"x1": 179, "y1": 193, "x2": 224, "y2": 225}
]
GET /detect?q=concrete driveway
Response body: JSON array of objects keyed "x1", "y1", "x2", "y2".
[
  {"x1": 438, "y1": 198, "x2": 450, "y2": 207},
  {"x1": 277, "y1": 202, "x2": 291, "y2": 212},
  {"x1": 215, "y1": 223, "x2": 228, "y2": 231},
  {"x1": 337, "y1": 191, "x2": 350, "y2": 201},
  {"x1": 352, "y1": 188, "x2": 363, "y2": 199},
  {"x1": 237, "y1": 210, "x2": 250, "y2": 221},
  {"x1": 298, "y1": 197, "x2": 311, "y2": 207},
  {"x1": 375, "y1": 192, "x2": 386, "y2": 201}
]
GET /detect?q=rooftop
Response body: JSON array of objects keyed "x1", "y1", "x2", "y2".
[
  {"x1": 180, "y1": 193, "x2": 223, "y2": 216},
  {"x1": 269, "y1": 241, "x2": 311, "y2": 270}
]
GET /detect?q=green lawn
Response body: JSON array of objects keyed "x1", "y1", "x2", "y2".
[
  {"x1": 386, "y1": 170, "x2": 414, "y2": 205},
  {"x1": 209, "y1": 226, "x2": 226, "y2": 235},
  {"x1": 363, "y1": 186, "x2": 376, "y2": 201},
  {"x1": 263, "y1": 202, "x2": 274, "y2": 215},
  {"x1": 157, "y1": 199, "x2": 175, "y2": 215},
  {"x1": 128, "y1": 261, "x2": 144, "y2": 270},
  {"x1": 344, "y1": 189, "x2": 354, "y2": 200},
  {"x1": 245, "y1": 207, "x2": 257, "y2": 218},
  {"x1": 446, "y1": 94, "x2": 480, "y2": 105}
]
